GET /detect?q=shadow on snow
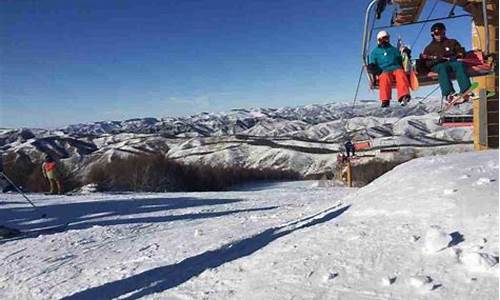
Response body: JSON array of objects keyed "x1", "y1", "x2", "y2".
[
  {"x1": 0, "y1": 196, "x2": 277, "y2": 236},
  {"x1": 63, "y1": 205, "x2": 350, "y2": 300}
]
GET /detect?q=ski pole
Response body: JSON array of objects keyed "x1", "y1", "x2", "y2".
[{"x1": 0, "y1": 171, "x2": 47, "y2": 218}]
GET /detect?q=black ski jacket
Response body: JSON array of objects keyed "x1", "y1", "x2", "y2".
[{"x1": 422, "y1": 37, "x2": 466, "y2": 69}]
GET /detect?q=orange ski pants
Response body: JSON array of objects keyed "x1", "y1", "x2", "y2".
[{"x1": 378, "y1": 68, "x2": 410, "y2": 102}]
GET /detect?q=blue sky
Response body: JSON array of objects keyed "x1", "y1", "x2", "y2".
[{"x1": 1, "y1": 0, "x2": 472, "y2": 128}]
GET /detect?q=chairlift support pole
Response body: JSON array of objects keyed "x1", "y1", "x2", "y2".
[
  {"x1": 481, "y1": 0, "x2": 490, "y2": 55},
  {"x1": 472, "y1": 0, "x2": 498, "y2": 149}
]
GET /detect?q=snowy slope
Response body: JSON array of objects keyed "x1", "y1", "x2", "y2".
[
  {"x1": 0, "y1": 150, "x2": 497, "y2": 299},
  {"x1": 166, "y1": 151, "x2": 499, "y2": 300}
]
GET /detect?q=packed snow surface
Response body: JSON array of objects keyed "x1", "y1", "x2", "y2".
[{"x1": 0, "y1": 151, "x2": 498, "y2": 299}]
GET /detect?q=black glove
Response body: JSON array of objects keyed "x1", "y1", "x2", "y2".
[{"x1": 367, "y1": 63, "x2": 382, "y2": 76}]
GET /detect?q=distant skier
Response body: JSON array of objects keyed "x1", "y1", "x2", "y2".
[
  {"x1": 368, "y1": 30, "x2": 411, "y2": 107},
  {"x1": 344, "y1": 140, "x2": 356, "y2": 157},
  {"x1": 42, "y1": 156, "x2": 64, "y2": 195}
]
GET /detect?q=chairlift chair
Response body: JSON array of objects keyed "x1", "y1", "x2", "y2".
[{"x1": 362, "y1": 0, "x2": 495, "y2": 89}]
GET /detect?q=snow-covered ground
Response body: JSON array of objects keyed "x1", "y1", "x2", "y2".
[{"x1": 0, "y1": 151, "x2": 498, "y2": 299}]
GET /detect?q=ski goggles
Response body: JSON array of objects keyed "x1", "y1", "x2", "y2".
[{"x1": 432, "y1": 28, "x2": 445, "y2": 35}]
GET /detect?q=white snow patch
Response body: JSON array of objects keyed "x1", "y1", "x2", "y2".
[
  {"x1": 476, "y1": 177, "x2": 495, "y2": 185},
  {"x1": 409, "y1": 275, "x2": 435, "y2": 291},
  {"x1": 460, "y1": 251, "x2": 499, "y2": 273},
  {"x1": 443, "y1": 188, "x2": 458, "y2": 195},
  {"x1": 423, "y1": 226, "x2": 452, "y2": 254}
]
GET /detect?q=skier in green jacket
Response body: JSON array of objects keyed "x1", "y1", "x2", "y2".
[{"x1": 369, "y1": 31, "x2": 411, "y2": 108}]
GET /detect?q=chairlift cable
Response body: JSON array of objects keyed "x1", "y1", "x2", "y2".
[
  {"x1": 352, "y1": 65, "x2": 366, "y2": 109},
  {"x1": 417, "y1": 85, "x2": 441, "y2": 104},
  {"x1": 410, "y1": 0, "x2": 439, "y2": 50}
]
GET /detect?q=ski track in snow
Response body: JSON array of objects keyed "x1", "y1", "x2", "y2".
[{"x1": 0, "y1": 151, "x2": 498, "y2": 299}]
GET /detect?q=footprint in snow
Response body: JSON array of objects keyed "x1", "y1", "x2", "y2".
[
  {"x1": 323, "y1": 272, "x2": 338, "y2": 282},
  {"x1": 139, "y1": 243, "x2": 159, "y2": 252},
  {"x1": 381, "y1": 276, "x2": 397, "y2": 286},
  {"x1": 409, "y1": 275, "x2": 440, "y2": 291},
  {"x1": 443, "y1": 188, "x2": 458, "y2": 195}
]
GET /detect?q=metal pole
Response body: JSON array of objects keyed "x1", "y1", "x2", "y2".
[
  {"x1": 352, "y1": 65, "x2": 365, "y2": 109},
  {"x1": 347, "y1": 161, "x2": 353, "y2": 188},
  {"x1": 362, "y1": 0, "x2": 379, "y2": 66},
  {"x1": 0, "y1": 171, "x2": 46, "y2": 218},
  {"x1": 482, "y1": 0, "x2": 490, "y2": 55}
]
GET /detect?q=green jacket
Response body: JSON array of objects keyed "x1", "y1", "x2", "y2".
[{"x1": 369, "y1": 43, "x2": 403, "y2": 72}]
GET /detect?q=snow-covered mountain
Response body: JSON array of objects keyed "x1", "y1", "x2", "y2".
[
  {"x1": 1, "y1": 99, "x2": 474, "y2": 178},
  {"x1": 1, "y1": 150, "x2": 497, "y2": 299},
  {"x1": 49, "y1": 99, "x2": 444, "y2": 137}
]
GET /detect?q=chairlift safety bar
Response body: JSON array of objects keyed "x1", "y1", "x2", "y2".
[{"x1": 372, "y1": 14, "x2": 472, "y2": 30}]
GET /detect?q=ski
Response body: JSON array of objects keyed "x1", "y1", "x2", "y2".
[
  {"x1": 439, "y1": 82, "x2": 479, "y2": 115},
  {"x1": 0, "y1": 223, "x2": 69, "y2": 243}
]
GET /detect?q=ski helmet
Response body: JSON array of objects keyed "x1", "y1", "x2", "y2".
[
  {"x1": 377, "y1": 30, "x2": 390, "y2": 41},
  {"x1": 431, "y1": 22, "x2": 446, "y2": 33}
]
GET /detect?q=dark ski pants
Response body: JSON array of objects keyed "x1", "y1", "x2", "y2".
[
  {"x1": 345, "y1": 146, "x2": 355, "y2": 157},
  {"x1": 431, "y1": 61, "x2": 471, "y2": 97}
]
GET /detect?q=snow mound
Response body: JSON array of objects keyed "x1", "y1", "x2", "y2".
[
  {"x1": 310, "y1": 180, "x2": 333, "y2": 188},
  {"x1": 423, "y1": 226, "x2": 452, "y2": 254},
  {"x1": 77, "y1": 183, "x2": 99, "y2": 194},
  {"x1": 349, "y1": 150, "x2": 499, "y2": 220},
  {"x1": 460, "y1": 251, "x2": 499, "y2": 273},
  {"x1": 381, "y1": 275, "x2": 397, "y2": 286}
]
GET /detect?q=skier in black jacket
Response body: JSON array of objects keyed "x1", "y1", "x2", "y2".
[{"x1": 420, "y1": 22, "x2": 471, "y2": 101}]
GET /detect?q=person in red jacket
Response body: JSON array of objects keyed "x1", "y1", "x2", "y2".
[{"x1": 42, "y1": 156, "x2": 64, "y2": 195}]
